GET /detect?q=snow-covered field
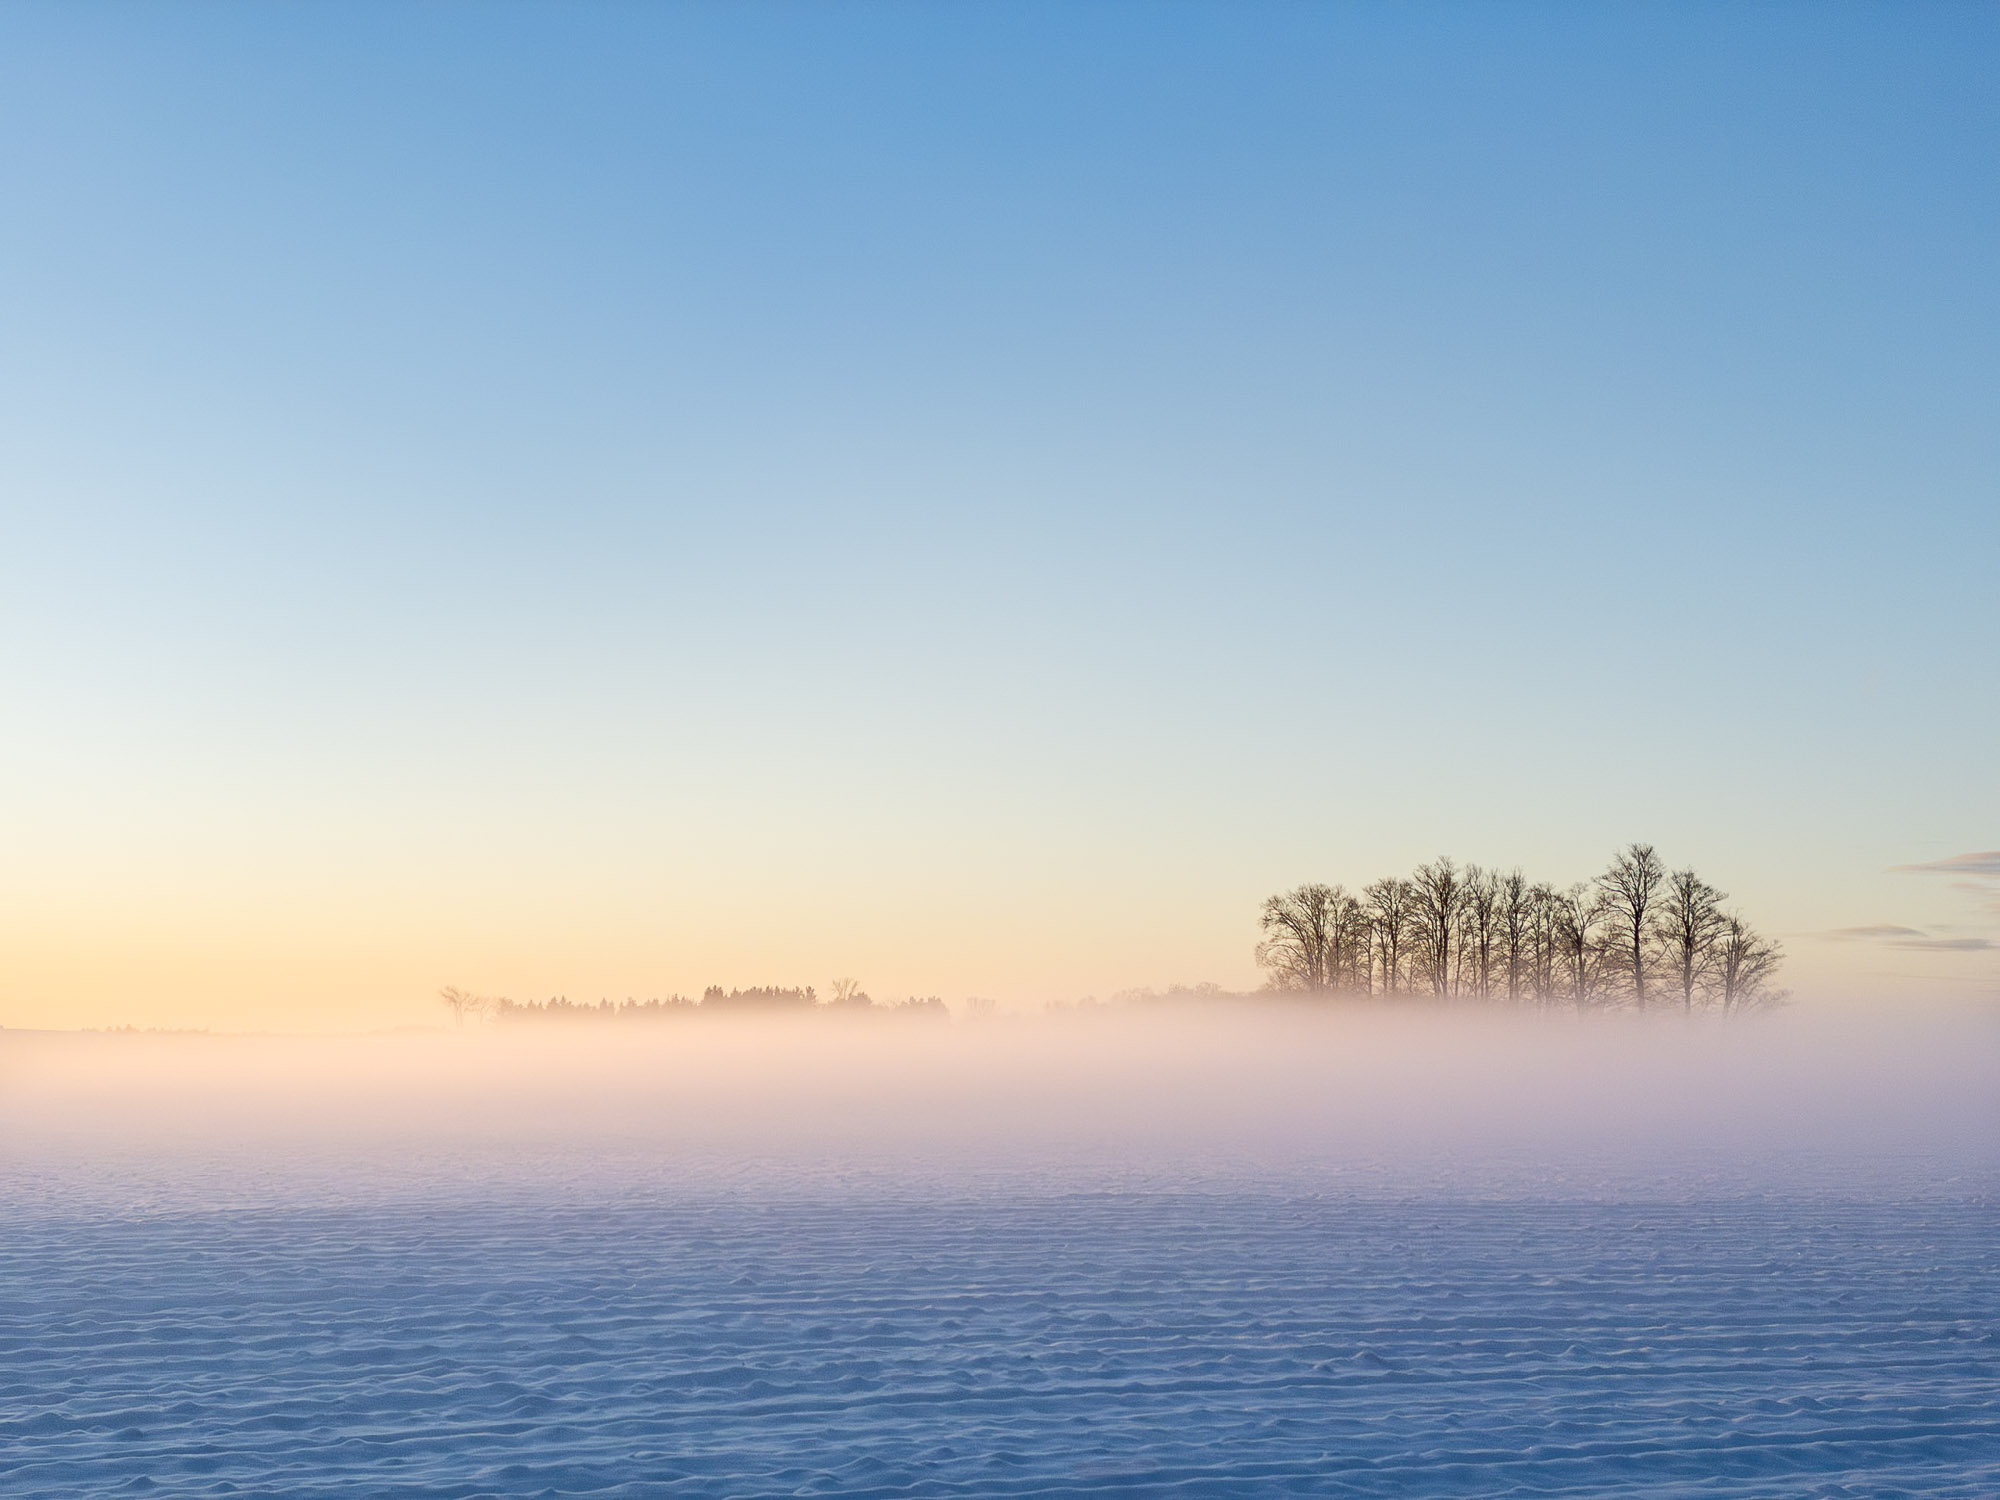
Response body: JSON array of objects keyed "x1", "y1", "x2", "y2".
[
  {"x1": 5, "y1": 1189, "x2": 1996, "y2": 1497},
  {"x1": 3, "y1": 1009, "x2": 1994, "y2": 1496}
]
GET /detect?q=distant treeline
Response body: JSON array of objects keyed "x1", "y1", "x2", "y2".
[
  {"x1": 1257, "y1": 843, "x2": 1784, "y2": 1013},
  {"x1": 439, "y1": 982, "x2": 950, "y2": 1024}
]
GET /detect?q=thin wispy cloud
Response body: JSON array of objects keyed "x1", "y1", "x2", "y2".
[
  {"x1": 1950, "y1": 884, "x2": 2000, "y2": 918},
  {"x1": 1888, "y1": 851, "x2": 2000, "y2": 877},
  {"x1": 1877, "y1": 854, "x2": 2000, "y2": 943},
  {"x1": 1811, "y1": 925, "x2": 1994, "y2": 953}
]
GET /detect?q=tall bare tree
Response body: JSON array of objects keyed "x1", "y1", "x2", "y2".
[
  {"x1": 1410, "y1": 857, "x2": 1465, "y2": 996},
  {"x1": 1365, "y1": 878, "x2": 1413, "y2": 995},
  {"x1": 1527, "y1": 881, "x2": 1561, "y2": 1007},
  {"x1": 1498, "y1": 869, "x2": 1532, "y2": 1003},
  {"x1": 1596, "y1": 843, "x2": 1667, "y2": 1010},
  {"x1": 1256, "y1": 883, "x2": 1341, "y2": 992},
  {"x1": 1656, "y1": 868, "x2": 1726, "y2": 1014},
  {"x1": 1552, "y1": 883, "x2": 1604, "y2": 1012},
  {"x1": 1329, "y1": 891, "x2": 1371, "y2": 992},
  {"x1": 1716, "y1": 913, "x2": 1785, "y2": 1015},
  {"x1": 1463, "y1": 865, "x2": 1499, "y2": 1000}
]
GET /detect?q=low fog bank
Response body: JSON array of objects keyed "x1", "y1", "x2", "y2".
[{"x1": 3, "y1": 1003, "x2": 1994, "y2": 1209}]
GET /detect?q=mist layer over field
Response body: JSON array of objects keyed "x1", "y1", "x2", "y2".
[{"x1": 5, "y1": 1004, "x2": 1994, "y2": 1206}]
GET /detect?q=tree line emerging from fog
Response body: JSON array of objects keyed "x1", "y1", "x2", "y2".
[
  {"x1": 1256, "y1": 843, "x2": 1784, "y2": 1013},
  {"x1": 438, "y1": 981, "x2": 953, "y2": 1025},
  {"x1": 438, "y1": 842, "x2": 1783, "y2": 1025}
]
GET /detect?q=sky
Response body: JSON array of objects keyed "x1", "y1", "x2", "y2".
[{"x1": 1, "y1": 3, "x2": 1995, "y2": 1031}]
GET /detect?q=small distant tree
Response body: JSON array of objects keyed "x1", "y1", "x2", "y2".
[
  {"x1": 1257, "y1": 883, "x2": 1341, "y2": 992},
  {"x1": 1656, "y1": 868, "x2": 1726, "y2": 1014},
  {"x1": 438, "y1": 986, "x2": 487, "y2": 1026},
  {"x1": 1596, "y1": 843, "x2": 1667, "y2": 1011},
  {"x1": 827, "y1": 977, "x2": 874, "y2": 1009},
  {"x1": 1365, "y1": 878, "x2": 1414, "y2": 995},
  {"x1": 1716, "y1": 913, "x2": 1785, "y2": 1014}
]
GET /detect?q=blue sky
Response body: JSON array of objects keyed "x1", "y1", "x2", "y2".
[{"x1": 1, "y1": 4, "x2": 1995, "y2": 1026}]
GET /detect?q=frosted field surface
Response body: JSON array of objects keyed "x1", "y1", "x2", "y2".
[{"x1": 4, "y1": 1191, "x2": 1996, "y2": 1498}]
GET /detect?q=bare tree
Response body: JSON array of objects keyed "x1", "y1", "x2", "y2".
[
  {"x1": 1463, "y1": 865, "x2": 1499, "y2": 1000},
  {"x1": 1329, "y1": 891, "x2": 1371, "y2": 992},
  {"x1": 1655, "y1": 868, "x2": 1726, "y2": 1014},
  {"x1": 1451, "y1": 900, "x2": 1474, "y2": 995},
  {"x1": 1527, "y1": 881, "x2": 1561, "y2": 1008},
  {"x1": 826, "y1": 977, "x2": 874, "y2": 1009},
  {"x1": 1410, "y1": 857, "x2": 1465, "y2": 996},
  {"x1": 1596, "y1": 843, "x2": 1667, "y2": 1010},
  {"x1": 1498, "y1": 869, "x2": 1532, "y2": 1003},
  {"x1": 438, "y1": 985, "x2": 488, "y2": 1027},
  {"x1": 1552, "y1": 883, "x2": 1604, "y2": 1012},
  {"x1": 1365, "y1": 878, "x2": 1413, "y2": 995},
  {"x1": 1716, "y1": 913, "x2": 1785, "y2": 1015},
  {"x1": 1257, "y1": 883, "x2": 1341, "y2": 993}
]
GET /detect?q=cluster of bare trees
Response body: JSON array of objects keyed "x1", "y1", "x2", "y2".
[{"x1": 1256, "y1": 844, "x2": 1784, "y2": 1014}]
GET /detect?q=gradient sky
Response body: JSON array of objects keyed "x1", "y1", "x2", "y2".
[{"x1": 2, "y1": 3, "x2": 1995, "y2": 1030}]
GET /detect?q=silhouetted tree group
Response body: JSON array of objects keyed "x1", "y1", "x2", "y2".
[
  {"x1": 1257, "y1": 843, "x2": 1784, "y2": 1014},
  {"x1": 484, "y1": 994, "x2": 698, "y2": 1020},
  {"x1": 447, "y1": 983, "x2": 950, "y2": 1023}
]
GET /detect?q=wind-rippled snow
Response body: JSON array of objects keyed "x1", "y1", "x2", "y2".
[{"x1": 4, "y1": 1188, "x2": 1995, "y2": 1497}]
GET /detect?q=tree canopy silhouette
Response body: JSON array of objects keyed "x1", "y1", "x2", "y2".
[{"x1": 1257, "y1": 844, "x2": 1783, "y2": 1013}]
